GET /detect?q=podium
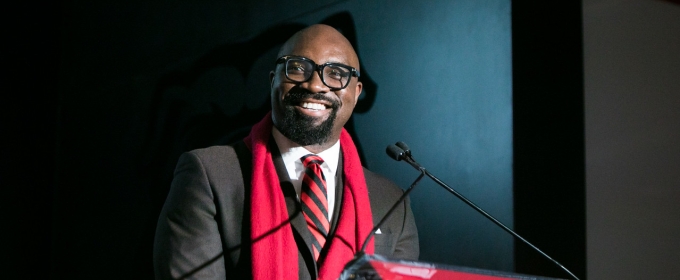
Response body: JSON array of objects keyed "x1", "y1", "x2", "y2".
[{"x1": 341, "y1": 254, "x2": 563, "y2": 280}]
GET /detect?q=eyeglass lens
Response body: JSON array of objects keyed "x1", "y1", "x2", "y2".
[{"x1": 285, "y1": 59, "x2": 351, "y2": 89}]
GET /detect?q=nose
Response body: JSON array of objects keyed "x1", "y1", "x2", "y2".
[{"x1": 300, "y1": 69, "x2": 330, "y2": 93}]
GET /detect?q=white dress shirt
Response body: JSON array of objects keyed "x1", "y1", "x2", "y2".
[{"x1": 272, "y1": 127, "x2": 340, "y2": 222}]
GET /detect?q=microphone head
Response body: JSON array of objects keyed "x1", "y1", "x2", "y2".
[
  {"x1": 395, "y1": 141, "x2": 411, "y2": 155},
  {"x1": 386, "y1": 145, "x2": 405, "y2": 161}
]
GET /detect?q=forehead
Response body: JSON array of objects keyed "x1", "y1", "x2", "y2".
[{"x1": 280, "y1": 28, "x2": 359, "y2": 68}]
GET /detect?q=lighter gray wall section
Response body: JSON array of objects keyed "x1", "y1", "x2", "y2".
[{"x1": 584, "y1": 0, "x2": 680, "y2": 279}]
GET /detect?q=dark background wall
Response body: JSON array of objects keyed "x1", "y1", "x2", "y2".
[
  {"x1": 4, "y1": 0, "x2": 588, "y2": 279},
  {"x1": 3, "y1": 2, "x2": 59, "y2": 280}
]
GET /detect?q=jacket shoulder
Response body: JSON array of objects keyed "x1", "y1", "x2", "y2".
[
  {"x1": 363, "y1": 167, "x2": 404, "y2": 199},
  {"x1": 179, "y1": 144, "x2": 248, "y2": 191},
  {"x1": 186, "y1": 145, "x2": 238, "y2": 163}
]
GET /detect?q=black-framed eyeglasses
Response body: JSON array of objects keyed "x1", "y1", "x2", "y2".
[{"x1": 275, "y1": 55, "x2": 360, "y2": 90}]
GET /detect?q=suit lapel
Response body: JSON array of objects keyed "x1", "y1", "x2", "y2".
[
  {"x1": 269, "y1": 140, "x2": 318, "y2": 278},
  {"x1": 327, "y1": 151, "x2": 344, "y2": 238}
]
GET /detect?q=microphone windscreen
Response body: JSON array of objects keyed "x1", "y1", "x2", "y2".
[
  {"x1": 395, "y1": 141, "x2": 410, "y2": 153},
  {"x1": 386, "y1": 145, "x2": 405, "y2": 161}
]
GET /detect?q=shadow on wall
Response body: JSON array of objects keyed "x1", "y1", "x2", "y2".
[{"x1": 136, "y1": 11, "x2": 378, "y2": 276}]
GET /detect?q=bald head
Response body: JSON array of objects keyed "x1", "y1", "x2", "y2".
[{"x1": 277, "y1": 24, "x2": 360, "y2": 71}]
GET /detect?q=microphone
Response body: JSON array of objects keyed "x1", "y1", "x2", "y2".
[
  {"x1": 387, "y1": 143, "x2": 423, "y2": 171},
  {"x1": 357, "y1": 145, "x2": 425, "y2": 254},
  {"x1": 395, "y1": 141, "x2": 411, "y2": 157},
  {"x1": 386, "y1": 144, "x2": 407, "y2": 161},
  {"x1": 386, "y1": 141, "x2": 580, "y2": 280}
]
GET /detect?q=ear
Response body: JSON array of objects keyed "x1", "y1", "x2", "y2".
[
  {"x1": 353, "y1": 81, "x2": 363, "y2": 103},
  {"x1": 269, "y1": 71, "x2": 276, "y2": 88}
]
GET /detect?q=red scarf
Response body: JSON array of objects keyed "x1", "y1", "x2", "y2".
[{"x1": 244, "y1": 112, "x2": 375, "y2": 280}]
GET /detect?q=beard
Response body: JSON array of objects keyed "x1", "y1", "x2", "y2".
[{"x1": 276, "y1": 89, "x2": 340, "y2": 146}]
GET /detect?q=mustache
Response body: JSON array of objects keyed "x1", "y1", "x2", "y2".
[{"x1": 282, "y1": 88, "x2": 340, "y2": 109}]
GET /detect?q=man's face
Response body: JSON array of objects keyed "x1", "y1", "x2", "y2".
[{"x1": 270, "y1": 29, "x2": 362, "y2": 148}]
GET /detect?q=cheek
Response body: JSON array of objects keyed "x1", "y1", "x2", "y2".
[
  {"x1": 271, "y1": 88, "x2": 286, "y2": 106},
  {"x1": 340, "y1": 91, "x2": 358, "y2": 110},
  {"x1": 271, "y1": 84, "x2": 288, "y2": 116},
  {"x1": 275, "y1": 82, "x2": 296, "y2": 99},
  {"x1": 336, "y1": 94, "x2": 357, "y2": 119},
  {"x1": 271, "y1": 74, "x2": 290, "y2": 97}
]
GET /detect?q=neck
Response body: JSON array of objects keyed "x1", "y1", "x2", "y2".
[
  {"x1": 301, "y1": 142, "x2": 335, "y2": 154},
  {"x1": 272, "y1": 127, "x2": 339, "y2": 154}
]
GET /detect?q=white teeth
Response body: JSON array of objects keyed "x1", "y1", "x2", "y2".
[{"x1": 301, "y1": 102, "x2": 326, "y2": 110}]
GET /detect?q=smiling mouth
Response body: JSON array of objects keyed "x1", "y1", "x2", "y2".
[
  {"x1": 300, "y1": 102, "x2": 328, "y2": 111},
  {"x1": 282, "y1": 89, "x2": 339, "y2": 114}
]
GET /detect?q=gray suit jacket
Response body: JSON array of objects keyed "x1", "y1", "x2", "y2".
[{"x1": 154, "y1": 140, "x2": 419, "y2": 279}]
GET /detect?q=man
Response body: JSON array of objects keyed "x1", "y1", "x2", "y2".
[{"x1": 154, "y1": 24, "x2": 418, "y2": 280}]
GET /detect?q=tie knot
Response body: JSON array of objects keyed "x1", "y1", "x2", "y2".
[{"x1": 301, "y1": 154, "x2": 324, "y2": 167}]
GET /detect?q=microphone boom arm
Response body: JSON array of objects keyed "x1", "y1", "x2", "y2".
[
  {"x1": 391, "y1": 143, "x2": 580, "y2": 280},
  {"x1": 360, "y1": 170, "x2": 425, "y2": 253}
]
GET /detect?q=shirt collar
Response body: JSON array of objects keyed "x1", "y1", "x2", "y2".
[{"x1": 272, "y1": 127, "x2": 340, "y2": 178}]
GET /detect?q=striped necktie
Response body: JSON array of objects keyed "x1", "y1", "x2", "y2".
[{"x1": 300, "y1": 154, "x2": 329, "y2": 261}]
